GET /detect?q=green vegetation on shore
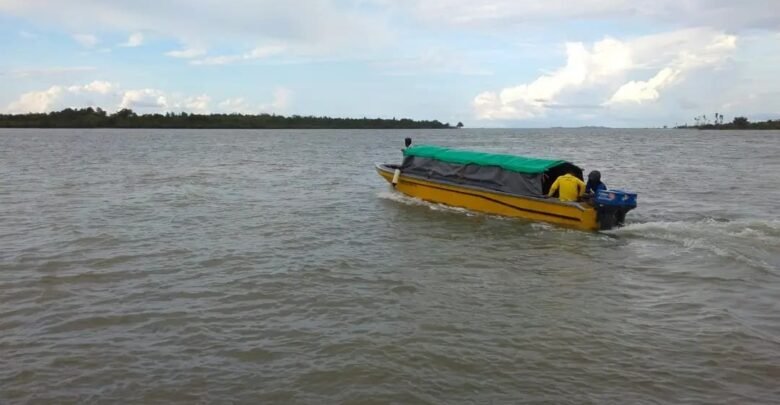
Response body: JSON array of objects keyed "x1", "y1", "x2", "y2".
[
  {"x1": 676, "y1": 115, "x2": 780, "y2": 130},
  {"x1": 0, "y1": 107, "x2": 463, "y2": 129}
]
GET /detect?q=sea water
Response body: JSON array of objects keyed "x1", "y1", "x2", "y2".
[{"x1": 1, "y1": 128, "x2": 779, "y2": 403}]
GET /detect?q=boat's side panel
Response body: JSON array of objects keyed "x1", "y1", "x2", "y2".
[{"x1": 377, "y1": 166, "x2": 599, "y2": 231}]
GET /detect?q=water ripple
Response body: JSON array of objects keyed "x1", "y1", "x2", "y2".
[{"x1": 1, "y1": 129, "x2": 779, "y2": 404}]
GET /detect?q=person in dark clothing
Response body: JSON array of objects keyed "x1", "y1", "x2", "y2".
[
  {"x1": 401, "y1": 137, "x2": 413, "y2": 154},
  {"x1": 399, "y1": 137, "x2": 413, "y2": 166},
  {"x1": 585, "y1": 170, "x2": 607, "y2": 195}
]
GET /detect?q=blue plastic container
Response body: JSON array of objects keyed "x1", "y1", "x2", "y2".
[{"x1": 595, "y1": 189, "x2": 637, "y2": 207}]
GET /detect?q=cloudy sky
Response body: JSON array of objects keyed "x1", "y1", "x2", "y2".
[{"x1": 1, "y1": 0, "x2": 778, "y2": 127}]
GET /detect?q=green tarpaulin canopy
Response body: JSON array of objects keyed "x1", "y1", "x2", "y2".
[{"x1": 403, "y1": 145, "x2": 565, "y2": 174}]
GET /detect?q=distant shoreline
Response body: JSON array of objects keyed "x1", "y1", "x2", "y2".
[
  {"x1": 674, "y1": 116, "x2": 779, "y2": 130},
  {"x1": 0, "y1": 107, "x2": 463, "y2": 130}
]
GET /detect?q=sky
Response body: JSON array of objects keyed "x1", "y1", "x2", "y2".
[{"x1": 0, "y1": 0, "x2": 779, "y2": 127}]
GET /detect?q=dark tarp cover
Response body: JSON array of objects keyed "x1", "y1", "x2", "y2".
[
  {"x1": 401, "y1": 156, "x2": 544, "y2": 196},
  {"x1": 399, "y1": 145, "x2": 582, "y2": 197}
]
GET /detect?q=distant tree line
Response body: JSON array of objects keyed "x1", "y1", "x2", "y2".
[
  {"x1": 0, "y1": 107, "x2": 463, "y2": 129},
  {"x1": 676, "y1": 113, "x2": 780, "y2": 130}
]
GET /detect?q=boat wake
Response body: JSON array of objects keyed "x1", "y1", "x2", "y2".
[
  {"x1": 613, "y1": 218, "x2": 780, "y2": 272},
  {"x1": 615, "y1": 218, "x2": 780, "y2": 242}
]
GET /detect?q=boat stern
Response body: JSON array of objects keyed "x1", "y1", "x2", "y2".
[{"x1": 594, "y1": 189, "x2": 638, "y2": 230}]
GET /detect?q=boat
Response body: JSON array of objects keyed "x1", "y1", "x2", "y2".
[{"x1": 376, "y1": 144, "x2": 637, "y2": 231}]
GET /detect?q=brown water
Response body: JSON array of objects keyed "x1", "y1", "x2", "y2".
[{"x1": 1, "y1": 128, "x2": 779, "y2": 404}]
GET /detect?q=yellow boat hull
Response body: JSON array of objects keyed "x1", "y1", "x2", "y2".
[{"x1": 376, "y1": 164, "x2": 600, "y2": 231}]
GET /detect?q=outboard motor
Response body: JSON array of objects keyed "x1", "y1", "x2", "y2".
[{"x1": 594, "y1": 189, "x2": 637, "y2": 230}]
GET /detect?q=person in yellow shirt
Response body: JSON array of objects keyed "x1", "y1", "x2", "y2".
[{"x1": 547, "y1": 172, "x2": 586, "y2": 202}]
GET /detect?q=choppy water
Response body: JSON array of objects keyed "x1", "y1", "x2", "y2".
[{"x1": 1, "y1": 128, "x2": 779, "y2": 404}]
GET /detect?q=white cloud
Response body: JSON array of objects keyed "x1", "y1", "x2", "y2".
[
  {"x1": 121, "y1": 32, "x2": 144, "y2": 47},
  {"x1": 606, "y1": 32, "x2": 737, "y2": 105},
  {"x1": 67, "y1": 80, "x2": 116, "y2": 95},
  {"x1": 7, "y1": 86, "x2": 64, "y2": 113},
  {"x1": 120, "y1": 91, "x2": 216, "y2": 113},
  {"x1": 607, "y1": 68, "x2": 679, "y2": 104},
  {"x1": 165, "y1": 47, "x2": 207, "y2": 58},
  {"x1": 8, "y1": 85, "x2": 201, "y2": 114},
  {"x1": 72, "y1": 33, "x2": 98, "y2": 48},
  {"x1": 85, "y1": 80, "x2": 114, "y2": 94},
  {"x1": 191, "y1": 45, "x2": 286, "y2": 65},
  {"x1": 2, "y1": 0, "x2": 774, "y2": 127},
  {"x1": 5, "y1": 80, "x2": 118, "y2": 113},
  {"x1": 4, "y1": 81, "x2": 290, "y2": 115},
  {"x1": 215, "y1": 88, "x2": 292, "y2": 114},
  {"x1": 218, "y1": 98, "x2": 253, "y2": 113},
  {"x1": 119, "y1": 89, "x2": 168, "y2": 110},
  {"x1": 474, "y1": 37, "x2": 633, "y2": 119},
  {"x1": 475, "y1": 28, "x2": 738, "y2": 120},
  {"x1": 183, "y1": 94, "x2": 210, "y2": 113}
]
